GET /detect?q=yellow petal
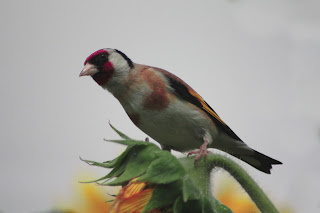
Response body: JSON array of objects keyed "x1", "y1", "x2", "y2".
[
  {"x1": 123, "y1": 180, "x2": 148, "y2": 199},
  {"x1": 111, "y1": 189, "x2": 153, "y2": 213}
]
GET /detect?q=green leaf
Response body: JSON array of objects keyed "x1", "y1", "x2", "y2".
[
  {"x1": 105, "y1": 139, "x2": 153, "y2": 147},
  {"x1": 173, "y1": 197, "x2": 202, "y2": 213},
  {"x1": 79, "y1": 174, "x2": 111, "y2": 184},
  {"x1": 182, "y1": 176, "x2": 201, "y2": 202},
  {"x1": 201, "y1": 196, "x2": 214, "y2": 213},
  {"x1": 142, "y1": 181, "x2": 182, "y2": 213},
  {"x1": 80, "y1": 154, "x2": 131, "y2": 184},
  {"x1": 213, "y1": 198, "x2": 233, "y2": 213},
  {"x1": 101, "y1": 157, "x2": 129, "y2": 180},
  {"x1": 106, "y1": 145, "x2": 158, "y2": 186},
  {"x1": 108, "y1": 122, "x2": 131, "y2": 139},
  {"x1": 80, "y1": 158, "x2": 111, "y2": 168},
  {"x1": 173, "y1": 197, "x2": 183, "y2": 213},
  {"x1": 138, "y1": 151, "x2": 186, "y2": 184},
  {"x1": 104, "y1": 145, "x2": 134, "y2": 168}
]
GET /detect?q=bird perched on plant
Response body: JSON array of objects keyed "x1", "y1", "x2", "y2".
[{"x1": 79, "y1": 48, "x2": 282, "y2": 174}]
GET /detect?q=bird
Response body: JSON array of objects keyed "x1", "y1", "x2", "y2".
[{"x1": 79, "y1": 48, "x2": 282, "y2": 174}]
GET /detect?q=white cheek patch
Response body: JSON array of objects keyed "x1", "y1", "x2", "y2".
[
  {"x1": 106, "y1": 53, "x2": 131, "y2": 85},
  {"x1": 102, "y1": 51, "x2": 134, "y2": 96},
  {"x1": 109, "y1": 53, "x2": 129, "y2": 71}
]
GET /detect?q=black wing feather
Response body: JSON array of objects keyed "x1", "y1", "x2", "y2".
[{"x1": 165, "y1": 75, "x2": 242, "y2": 141}]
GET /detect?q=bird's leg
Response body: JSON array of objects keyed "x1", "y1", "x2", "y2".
[{"x1": 187, "y1": 137, "x2": 211, "y2": 165}]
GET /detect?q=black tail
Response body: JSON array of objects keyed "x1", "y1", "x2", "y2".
[{"x1": 233, "y1": 150, "x2": 282, "y2": 174}]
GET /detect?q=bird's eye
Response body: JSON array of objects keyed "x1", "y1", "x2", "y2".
[
  {"x1": 90, "y1": 52, "x2": 109, "y2": 66},
  {"x1": 100, "y1": 54, "x2": 107, "y2": 59}
]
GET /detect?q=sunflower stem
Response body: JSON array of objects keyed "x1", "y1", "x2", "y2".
[{"x1": 181, "y1": 154, "x2": 279, "y2": 213}]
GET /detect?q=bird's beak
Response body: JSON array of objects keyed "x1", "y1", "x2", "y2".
[{"x1": 79, "y1": 63, "x2": 98, "y2": 77}]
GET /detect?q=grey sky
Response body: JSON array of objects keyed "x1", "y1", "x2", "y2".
[{"x1": 1, "y1": 0, "x2": 320, "y2": 212}]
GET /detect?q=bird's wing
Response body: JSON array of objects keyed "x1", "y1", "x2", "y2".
[{"x1": 154, "y1": 67, "x2": 242, "y2": 141}]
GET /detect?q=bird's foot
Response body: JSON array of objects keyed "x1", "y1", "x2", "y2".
[{"x1": 187, "y1": 141, "x2": 211, "y2": 165}]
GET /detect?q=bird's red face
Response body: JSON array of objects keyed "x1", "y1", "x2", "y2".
[{"x1": 80, "y1": 49, "x2": 114, "y2": 86}]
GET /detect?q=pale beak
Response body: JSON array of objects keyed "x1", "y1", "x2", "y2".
[{"x1": 79, "y1": 63, "x2": 98, "y2": 77}]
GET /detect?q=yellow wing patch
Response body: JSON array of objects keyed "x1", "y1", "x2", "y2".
[{"x1": 188, "y1": 89, "x2": 227, "y2": 126}]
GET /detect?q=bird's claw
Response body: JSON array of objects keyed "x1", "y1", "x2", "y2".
[
  {"x1": 187, "y1": 141, "x2": 211, "y2": 166},
  {"x1": 187, "y1": 150, "x2": 199, "y2": 157}
]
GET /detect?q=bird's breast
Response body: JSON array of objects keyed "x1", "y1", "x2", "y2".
[{"x1": 125, "y1": 97, "x2": 218, "y2": 151}]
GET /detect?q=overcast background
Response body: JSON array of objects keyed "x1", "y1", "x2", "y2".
[{"x1": 1, "y1": 0, "x2": 320, "y2": 212}]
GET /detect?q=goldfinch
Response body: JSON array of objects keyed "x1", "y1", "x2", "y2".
[{"x1": 80, "y1": 48, "x2": 282, "y2": 174}]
